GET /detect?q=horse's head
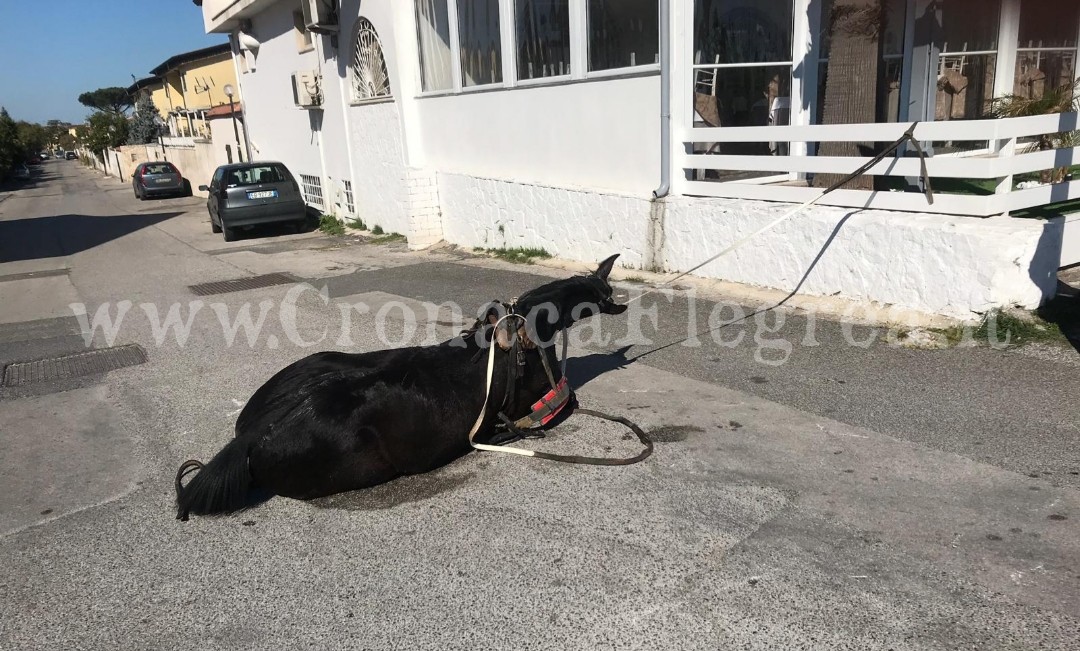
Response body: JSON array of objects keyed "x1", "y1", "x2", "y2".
[{"x1": 499, "y1": 253, "x2": 627, "y2": 347}]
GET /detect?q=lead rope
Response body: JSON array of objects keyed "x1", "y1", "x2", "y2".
[
  {"x1": 625, "y1": 122, "x2": 934, "y2": 306},
  {"x1": 467, "y1": 315, "x2": 653, "y2": 465},
  {"x1": 466, "y1": 125, "x2": 933, "y2": 466}
]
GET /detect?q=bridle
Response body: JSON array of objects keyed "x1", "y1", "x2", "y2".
[{"x1": 465, "y1": 300, "x2": 653, "y2": 466}]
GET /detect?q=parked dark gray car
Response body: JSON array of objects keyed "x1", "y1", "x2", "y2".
[
  {"x1": 132, "y1": 161, "x2": 189, "y2": 200},
  {"x1": 200, "y1": 162, "x2": 308, "y2": 242}
]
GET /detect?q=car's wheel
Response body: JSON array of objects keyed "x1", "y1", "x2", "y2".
[
  {"x1": 137, "y1": 187, "x2": 145, "y2": 201},
  {"x1": 211, "y1": 213, "x2": 222, "y2": 233},
  {"x1": 222, "y1": 224, "x2": 237, "y2": 242}
]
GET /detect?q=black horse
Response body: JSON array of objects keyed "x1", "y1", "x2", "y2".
[{"x1": 175, "y1": 254, "x2": 628, "y2": 520}]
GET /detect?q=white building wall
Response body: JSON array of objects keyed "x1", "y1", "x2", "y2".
[
  {"x1": 416, "y1": 76, "x2": 660, "y2": 195},
  {"x1": 234, "y1": 0, "x2": 323, "y2": 187},
  {"x1": 437, "y1": 172, "x2": 1060, "y2": 319},
  {"x1": 207, "y1": 116, "x2": 247, "y2": 167},
  {"x1": 439, "y1": 173, "x2": 651, "y2": 269},
  {"x1": 334, "y1": 0, "x2": 411, "y2": 234}
]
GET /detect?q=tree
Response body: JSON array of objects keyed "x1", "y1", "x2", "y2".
[
  {"x1": 0, "y1": 108, "x2": 18, "y2": 177},
  {"x1": 813, "y1": 0, "x2": 885, "y2": 190},
  {"x1": 16, "y1": 121, "x2": 48, "y2": 156},
  {"x1": 83, "y1": 111, "x2": 129, "y2": 158},
  {"x1": 127, "y1": 94, "x2": 163, "y2": 145},
  {"x1": 78, "y1": 87, "x2": 134, "y2": 115}
]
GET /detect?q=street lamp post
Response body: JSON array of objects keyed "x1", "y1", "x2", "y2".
[{"x1": 223, "y1": 84, "x2": 243, "y2": 163}]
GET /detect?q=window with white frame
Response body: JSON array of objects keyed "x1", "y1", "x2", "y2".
[
  {"x1": 935, "y1": 0, "x2": 1001, "y2": 123},
  {"x1": 341, "y1": 179, "x2": 355, "y2": 215},
  {"x1": 457, "y1": 0, "x2": 503, "y2": 87},
  {"x1": 588, "y1": 0, "x2": 659, "y2": 71},
  {"x1": 516, "y1": 0, "x2": 571, "y2": 80},
  {"x1": 416, "y1": 0, "x2": 454, "y2": 92},
  {"x1": 300, "y1": 174, "x2": 324, "y2": 209},
  {"x1": 693, "y1": 0, "x2": 793, "y2": 137},
  {"x1": 351, "y1": 18, "x2": 393, "y2": 101},
  {"x1": 413, "y1": 0, "x2": 659, "y2": 94},
  {"x1": 1014, "y1": 0, "x2": 1080, "y2": 103}
]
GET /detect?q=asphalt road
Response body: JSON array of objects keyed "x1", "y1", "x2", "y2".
[{"x1": 0, "y1": 161, "x2": 1078, "y2": 650}]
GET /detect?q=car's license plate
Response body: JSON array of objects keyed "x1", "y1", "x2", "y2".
[
  {"x1": 156, "y1": 178, "x2": 171, "y2": 184},
  {"x1": 248, "y1": 190, "x2": 278, "y2": 199}
]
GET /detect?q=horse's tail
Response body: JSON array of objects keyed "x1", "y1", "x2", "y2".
[{"x1": 175, "y1": 436, "x2": 253, "y2": 521}]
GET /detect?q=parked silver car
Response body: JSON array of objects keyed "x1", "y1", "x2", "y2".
[
  {"x1": 200, "y1": 162, "x2": 308, "y2": 242},
  {"x1": 132, "y1": 161, "x2": 189, "y2": 200}
]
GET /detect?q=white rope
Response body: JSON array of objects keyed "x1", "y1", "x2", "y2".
[
  {"x1": 625, "y1": 191, "x2": 829, "y2": 306},
  {"x1": 466, "y1": 313, "x2": 538, "y2": 457}
]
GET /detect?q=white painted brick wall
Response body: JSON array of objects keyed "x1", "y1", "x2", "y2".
[
  {"x1": 438, "y1": 172, "x2": 650, "y2": 268},
  {"x1": 346, "y1": 102, "x2": 409, "y2": 235},
  {"x1": 406, "y1": 167, "x2": 444, "y2": 250},
  {"x1": 435, "y1": 171, "x2": 1060, "y2": 319}
]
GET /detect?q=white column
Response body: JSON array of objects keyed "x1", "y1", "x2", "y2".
[
  {"x1": 789, "y1": 0, "x2": 812, "y2": 163},
  {"x1": 994, "y1": 0, "x2": 1021, "y2": 98}
]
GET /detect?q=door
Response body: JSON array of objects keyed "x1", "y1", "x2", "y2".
[{"x1": 208, "y1": 167, "x2": 225, "y2": 219}]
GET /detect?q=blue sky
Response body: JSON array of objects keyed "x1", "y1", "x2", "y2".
[{"x1": 0, "y1": 1, "x2": 226, "y2": 124}]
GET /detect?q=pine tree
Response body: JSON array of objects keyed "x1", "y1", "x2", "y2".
[{"x1": 127, "y1": 94, "x2": 162, "y2": 145}]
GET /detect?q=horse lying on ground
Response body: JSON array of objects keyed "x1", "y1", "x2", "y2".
[{"x1": 175, "y1": 254, "x2": 628, "y2": 520}]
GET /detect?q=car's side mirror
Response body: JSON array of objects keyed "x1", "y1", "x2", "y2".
[{"x1": 198, "y1": 184, "x2": 208, "y2": 192}]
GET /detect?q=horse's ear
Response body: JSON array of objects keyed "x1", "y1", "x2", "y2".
[{"x1": 593, "y1": 254, "x2": 620, "y2": 281}]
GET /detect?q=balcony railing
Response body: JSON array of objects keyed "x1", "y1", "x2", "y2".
[{"x1": 680, "y1": 112, "x2": 1080, "y2": 217}]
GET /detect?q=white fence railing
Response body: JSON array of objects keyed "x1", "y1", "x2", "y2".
[{"x1": 681, "y1": 112, "x2": 1080, "y2": 217}]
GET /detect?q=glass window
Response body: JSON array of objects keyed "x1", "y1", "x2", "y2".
[
  {"x1": 693, "y1": 0, "x2": 793, "y2": 131},
  {"x1": 415, "y1": 0, "x2": 454, "y2": 92},
  {"x1": 457, "y1": 0, "x2": 503, "y2": 87},
  {"x1": 815, "y1": 0, "x2": 907, "y2": 125},
  {"x1": 695, "y1": 0, "x2": 792, "y2": 66},
  {"x1": 588, "y1": 0, "x2": 659, "y2": 71},
  {"x1": 516, "y1": 0, "x2": 571, "y2": 79},
  {"x1": 226, "y1": 165, "x2": 291, "y2": 187},
  {"x1": 351, "y1": 18, "x2": 392, "y2": 100},
  {"x1": 936, "y1": 0, "x2": 1000, "y2": 122},
  {"x1": 1014, "y1": 0, "x2": 1079, "y2": 103},
  {"x1": 1019, "y1": 0, "x2": 1079, "y2": 49}
]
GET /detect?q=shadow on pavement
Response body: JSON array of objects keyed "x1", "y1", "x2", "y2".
[
  {"x1": 1039, "y1": 281, "x2": 1080, "y2": 354},
  {"x1": 0, "y1": 212, "x2": 182, "y2": 263}
]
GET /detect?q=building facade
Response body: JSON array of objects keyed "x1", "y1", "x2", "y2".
[
  {"x1": 128, "y1": 43, "x2": 240, "y2": 138},
  {"x1": 196, "y1": 0, "x2": 1080, "y2": 320}
]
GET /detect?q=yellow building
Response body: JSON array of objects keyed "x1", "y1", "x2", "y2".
[{"x1": 127, "y1": 43, "x2": 237, "y2": 139}]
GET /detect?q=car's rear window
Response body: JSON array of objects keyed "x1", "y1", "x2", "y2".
[
  {"x1": 225, "y1": 165, "x2": 290, "y2": 187},
  {"x1": 145, "y1": 163, "x2": 178, "y2": 175}
]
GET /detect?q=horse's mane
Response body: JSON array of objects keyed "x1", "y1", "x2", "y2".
[{"x1": 515, "y1": 274, "x2": 604, "y2": 315}]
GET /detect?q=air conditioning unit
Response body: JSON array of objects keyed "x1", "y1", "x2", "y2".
[
  {"x1": 291, "y1": 71, "x2": 322, "y2": 108},
  {"x1": 301, "y1": 0, "x2": 338, "y2": 34}
]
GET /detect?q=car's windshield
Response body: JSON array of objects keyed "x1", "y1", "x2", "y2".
[
  {"x1": 145, "y1": 163, "x2": 178, "y2": 175},
  {"x1": 224, "y1": 165, "x2": 289, "y2": 187}
]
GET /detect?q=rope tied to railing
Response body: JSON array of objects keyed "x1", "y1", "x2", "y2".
[{"x1": 625, "y1": 122, "x2": 935, "y2": 305}]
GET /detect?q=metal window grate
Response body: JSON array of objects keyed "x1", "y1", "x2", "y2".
[
  {"x1": 341, "y1": 180, "x2": 355, "y2": 215},
  {"x1": 300, "y1": 174, "x2": 324, "y2": 209},
  {"x1": 351, "y1": 18, "x2": 392, "y2": 101}
]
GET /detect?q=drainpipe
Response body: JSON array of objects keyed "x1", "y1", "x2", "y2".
[{"x1": 652, "y1": 0, "x2": 671, "y2": 199}]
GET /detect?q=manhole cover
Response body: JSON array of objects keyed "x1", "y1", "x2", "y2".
[
  {"x1": 188, "y1": 272, "x2": 298, "y2": 296},
  {"x1": 2, "y1": 344, "x2": 148, "y2": 386}
]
